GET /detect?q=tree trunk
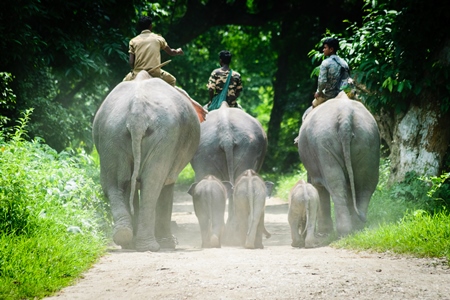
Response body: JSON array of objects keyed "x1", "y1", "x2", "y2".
[
  {"x1": 264, "y1": 21, "x2": 290, "y2": 171},
  {"x1": 375, "y1": 98, "x2": 450, "y2": 185}
]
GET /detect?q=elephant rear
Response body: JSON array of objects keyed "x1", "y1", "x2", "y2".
[
  {"x1": 288, "y1": 180, "x2": 320, "y2": 248},
  {"x1": 298, "y1": 97, "x2": 380, "y2": 236},
  {"x1": 188, "y1": 175, "x2": 229, "y2": 248},
  {"x1": 92, "y1": 76, "x2": 200, "y2": 252},
  {"x1": 191, "y1": 107, "x2": 267, "y2": 184},
  {"x1": 232, "y1": 169, "x2": 270, "y2": 249}
]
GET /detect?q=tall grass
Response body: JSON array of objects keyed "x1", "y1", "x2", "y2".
[{"x1": 0, "y1": 110, "x2": 108, "y2": 299}]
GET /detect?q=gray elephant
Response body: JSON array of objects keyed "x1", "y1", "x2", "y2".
[
  {"x1": 288, "y1": 179, "x2": 320, "y2": 248},
  {"x1": 296, "y1": 93, "x2": 380, "y2": 237},
  {"x1": 92, "y1": 71, "x2": 200, "y2": 252},
  {"x1": 188, "y1": 175, "x2": 232, "y2": 248},
  {"x1": 233, "y1": 169, "x2": 273, "y2": 249},
  {"x1": 190, "y1": 103, "x2": 267, "y2": 222}
]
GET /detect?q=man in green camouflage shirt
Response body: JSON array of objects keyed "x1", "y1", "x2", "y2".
[
  {"x1": 207, "y1": 50, "x2": 243, "y2": 108},
  {"x1": 313, "y1": 38, "x2": 350, "y2": 107}
]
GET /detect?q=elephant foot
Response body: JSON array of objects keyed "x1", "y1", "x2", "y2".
[
  {"x1": 157, "y1": 235, "x2": 178, "y2": 250},
  {"x1": 291, "y1": 239, "x2": 305, "y2": 248},
  {"x1": 135, "y1": 238, "x2": 160, "y2": 252},
  {"x1": 306, "y1": 234, "x2": 330, "y2": 248},
  {"x1": 210, "y1": 235, "x2": 221, "y2": 248},
  {"x1": 305, "y1": 238, "x2": 320, "y2": 249},
  {"x1": 244, "y1": 239, "x2": 257, "y2": 249},
  {"x1": 113, "y1": 227, "x2": 133, "y2": 248},
  {"x1": 255, "y1": 242, "x2": 264, "y2": 249}
]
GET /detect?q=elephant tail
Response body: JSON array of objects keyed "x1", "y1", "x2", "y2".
[
  {"x1": 128, "y1": 122, "x2": 146, "y2": 216},
  {"x1": 246, "y1": 177, "x2": 254, "y2": 236},
  {"x1": 300, "y1": 183, "x2": 309, "y2": 236},
  {"x1": 340, "y1": 112, "x2": 366, "y2": 223},
  {"x1": 224, "y1": 142, "x2": 235, "y2": 184}
]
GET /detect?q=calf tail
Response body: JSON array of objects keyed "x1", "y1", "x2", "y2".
[{"x1": 300, "y1": 183, "x2": 309, "y2": 236}]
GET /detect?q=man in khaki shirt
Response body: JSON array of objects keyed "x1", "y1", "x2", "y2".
[
  {"x1": 123, "y1": 16, "x2": 207, "y2": 122},
  {"x1": 124, "y1": 16, "x2": 183, "y2": 84}
]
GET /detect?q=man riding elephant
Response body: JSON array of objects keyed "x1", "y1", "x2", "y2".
[
  {"x1": 206, "y1": 50, "x2": 243, "y2": 110},
  {"x1": 124, "y1": 15, "x2": 206, "y2": 122},
  {"x1": 313, "y1": 37, "x2": 351, "y2": 108}
]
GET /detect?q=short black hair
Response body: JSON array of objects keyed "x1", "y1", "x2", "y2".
[
  {"x1": 323, "y1": 38, "x2": 340, "y2": 51},
  {"x1": 219, "y1": 50, "x2": 232, "y2": 64},
  {"x1": 138, "y1": 16, "x2": 152, "y2": 31}
]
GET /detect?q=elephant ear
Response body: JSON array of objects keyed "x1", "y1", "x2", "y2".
[
  {"x1": 265, "y1": 181, "x2": 275, "y2": 198},
  {"x1": 187, "y1": 183, "x2": 198, "y2": 196},
  {"x1": 222, "y1": 181, "x2": 233, "y2": 199}
]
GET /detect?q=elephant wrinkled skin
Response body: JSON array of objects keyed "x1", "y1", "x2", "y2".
[
  {"x1": 191, "y1": 104, "x2": 267, "y2": 185},
  {"x1": 188, "y1": 175, "x2": 232, "y2": 248},
  {"x1": 288, "y1": 180, "x2": 320, "y2": 248},
  {"x1": 297, "y1": 94, "x2": 380, "y2": 237},
  {"x1": 92, "y1": 71, "x2": 200, "y2": 252}
]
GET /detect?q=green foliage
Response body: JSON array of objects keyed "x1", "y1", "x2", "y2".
[
  {"x1": 0, "y1": 111, "x2": 108, "y2": 298},
  {"x1": 419, "y1": 172, "x2": 450, "y2": 209},
  {"x1": 0, "y1": 73, "x2": 16, "y2": 130},
  {"x1": 333, "y1": 209, "x2": 450, "y2": 264},
  {"x1": 0, "y1": 0, "x2": 138, "y2": 151},
  {"x1": 269, "y1": 167, "x2": 307, "y2": 201},
  {"x1": 176, "y1": 163, "x2": 196, "y2": 186},
  {"x1": 312, "y1": 0, "x2": 450, "y2": 113}
]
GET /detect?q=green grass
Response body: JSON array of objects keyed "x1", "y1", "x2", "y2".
[
  {"x1": 333, "y1": 209, "x2": 450, "y2": 264},
  {"x1": 267, "y1": 159, "x2": 450, "y2": 265},
  {"x1": 0, "y1": 110, "x2": 108, "y2": 299},
  {"x1": 0, "y1": 230, "x2": 105, "y2": 299}
]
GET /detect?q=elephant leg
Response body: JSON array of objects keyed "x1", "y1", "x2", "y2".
[
  {"x1": 245, "y1": 206, "x2": 264, "y2": 249},
  {"x1": 351, "y1": 190, "x2": 372, "y2": 232},
  {"x1": 134, "y1": 179, "x2": 163, "y2": 252},
  {"x1": 155, "y1": 184, "x2": 177, "y2": 249},
  {"x1": 253, "y1": 214, "x2": 265, "y2": 249},
  {"x1": 327, "y1": 180, "x2": 352, "y2": 237},
  {"x1": 210, "y1": 199, "x2": 225, "y2": 248},
  {"x1": 106, "y1": 183, "x2": 134, "y2": 249},
  {"x1": 305, "y1": 199, "x2": 319, "y2": 248},
  {"x1": 288, "y1": 211, "x2": 305, "y2": 248},
  {"x1": 315, "y1": 185, "x2": 333, "y2": 235}
]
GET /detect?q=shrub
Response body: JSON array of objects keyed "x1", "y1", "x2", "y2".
[{"x1": 0, "y1": 110, "x2": 108, "y2": 299}]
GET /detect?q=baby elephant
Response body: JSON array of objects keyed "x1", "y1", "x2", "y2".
[
  {"x1": 188, "y1": 175, "x2": 231, "y2": 248},
  {"x1": 288, "y1": 180, "x2": 320, "y2": 248},
  {"x1": 233, "y1": 169, "x2": 273, "y2": 249}
]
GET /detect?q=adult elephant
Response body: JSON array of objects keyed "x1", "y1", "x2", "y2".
[
  {"x1": 296, "y1": 93, "x2": 380, "y2": 237},
  {"x1": 191, "y1": 102, "x2": 267, "y2": 194},
  {"x1": 190, "y1": 103, "x2": 267, "y2": 245},
  {"x1": 92, "y1": 71, "x2": 200, "y2": 252}
]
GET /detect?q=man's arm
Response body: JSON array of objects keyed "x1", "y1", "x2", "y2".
[
  {"x1": 163, "y1": 45, "x2": 184, "y2": 56},
  {"x1": 315, "y1": 63, "x2": 328, "y2": 98},
  {"x1": 129, "y1": 53, "x2": 135, "y2": 69}
]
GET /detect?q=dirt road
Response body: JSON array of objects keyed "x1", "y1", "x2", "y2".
[{"x1": 47, "y1": 187, "x2": 450, "y2": 300}]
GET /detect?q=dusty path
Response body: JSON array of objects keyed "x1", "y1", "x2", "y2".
[{"x1": 47, "y1": 186, "x2": 450, "y2": 300}]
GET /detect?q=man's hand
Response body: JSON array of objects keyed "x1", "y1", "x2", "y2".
[{"x1": 176, "y1": 48, "x2": 184, "y2": 55}]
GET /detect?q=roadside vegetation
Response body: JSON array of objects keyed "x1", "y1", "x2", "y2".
[
  {"x1": 265, "y1": 159, "x2": 450, "y2": 265},
  {"x1": 0, "y1": 111, "x2": 109, "y2": 299}
]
